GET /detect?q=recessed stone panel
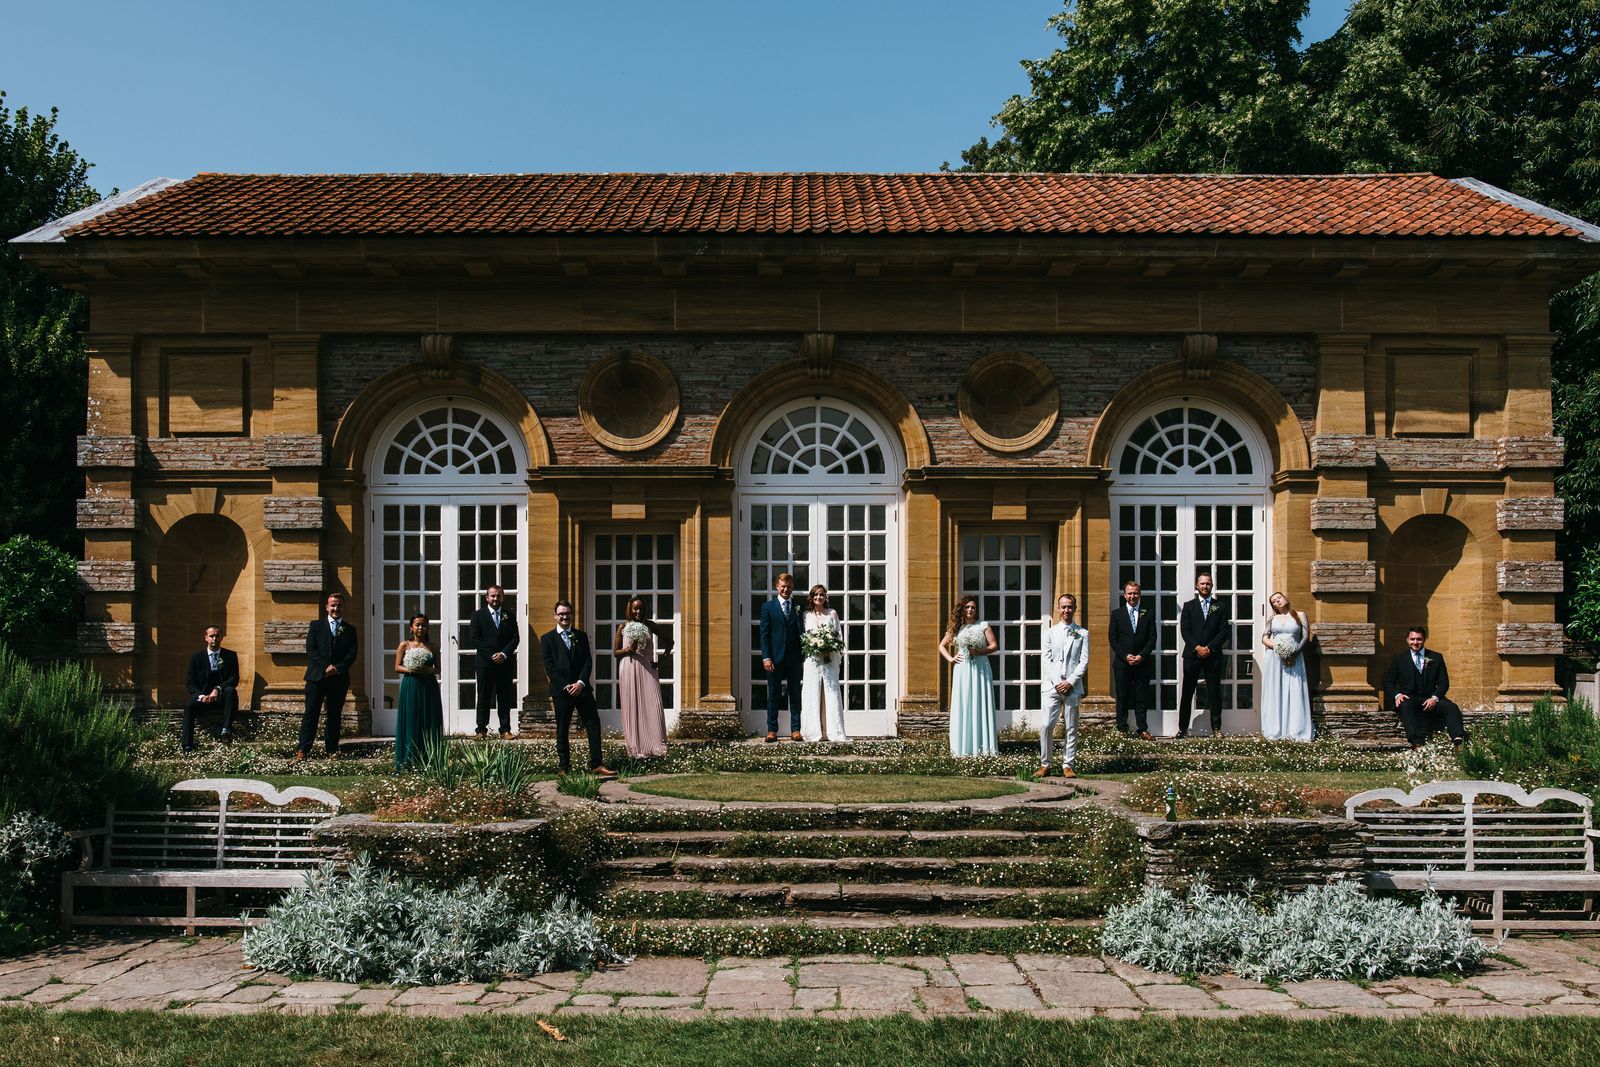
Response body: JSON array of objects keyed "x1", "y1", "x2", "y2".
[
  {"x1": 165, "y1": 352, "x2": 248, "y2": 434},
  {"x1": 1391, "y1": 353, "x2": 1471, "y2": 435},
  {"x1": 1496, "y1": 623, "x2": 1565, "y2": 656},
  {"x1": 1312, "y1": 622, "x2": 1376, "y2": 656},
  {"x1": 1309, "y1": 434, "x2": 1377, "y2": 468},
  {"x1": 1309, "y1": 497, "x2": 1377, "y2": 531},
  {"x1": 1497, "y1": 560, "x2": 1564, "y2": 594},
  {"x1": 1311, "y1": 560, "x2": 1377, "y2": 593},
  {"x1": 1496, "y1": 497, "x2": 1564, "y2": 531},
  {"x1": 77, "y1": 559, "x2": 137, "y2": 593}
]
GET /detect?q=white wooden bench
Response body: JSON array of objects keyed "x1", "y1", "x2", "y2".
[
  {"x1": 1345, "y1": 780, "x2": 1600, "y2": 936},
  {"x1": 62, "y1": 777, "x2": 341, "y2": 936}
]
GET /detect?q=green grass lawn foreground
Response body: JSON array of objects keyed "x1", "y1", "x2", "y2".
[
  {"x1": 5, "y1": 1010, "x2": 1600, "y2": 1067},
  {"x1": 626, "y1": 772, "x2": 1028, "y2": 804}
]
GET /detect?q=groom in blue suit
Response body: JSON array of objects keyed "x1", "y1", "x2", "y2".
[{"x1": 758, "y1": 572, "x2": 803, "y2": 742}]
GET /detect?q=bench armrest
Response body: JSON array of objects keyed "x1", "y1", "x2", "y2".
[{"x1": 66, "y1": 826, "x2": 110, "y2": 871}]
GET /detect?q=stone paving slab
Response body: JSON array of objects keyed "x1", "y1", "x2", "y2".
[{"x1": 7, "y1": 935, "x2": 1600, "y2": 1021}]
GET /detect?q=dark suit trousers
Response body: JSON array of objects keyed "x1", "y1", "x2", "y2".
[
  {"x1": 1398, "y1": 697, "x2": 1467, "y2": 745},
  {"x1": 476, "y1": 661, "x2": 516, "y2": 733},
  {"x1": 765, "y1": 654, "x2": 802, "y2": 734},
  {"x1": 182, "y1": 688, "x2": 237, "y2": 750},
  {"x1": 554, "y1": 686, "x2": 602, "y2": 771},
  {"x1": 300, "y1": 675, "x2": 348, "y2": 754},
  {"x1": 1179, "y1": 655, "x2": 1225, "y2": 734},
  {"x1": 1112, "y1": 659, "x2": 1151, "y2": 734}
]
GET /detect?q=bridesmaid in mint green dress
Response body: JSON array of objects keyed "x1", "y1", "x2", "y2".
[
  {"x1": 393, "y1": 613, "x2": 444, "y2": 770},
  {"x1": 940, "y1": 594, "x2": 999, "y2": 757}
]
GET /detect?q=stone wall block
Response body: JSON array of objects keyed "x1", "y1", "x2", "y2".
[
  {"x1": 1497, "y1": 560, "x2": 1564, "y2": 594},
  {"x1": 1310, "y1": 434, "x2": 1377, "y2": 468},
  {"x1": 1497, "y1": 436, "x2": 1565, "y2": 469},
  {"x1": 1312, "y1": 622, "x2": 1376, "y2": 656},
  {"x1": 144, "y1": 437, "x2": 265, "y2": 471},
  {"x1": 1309, "y1": 497, "x2": 1377, "y2": 531},
  {"x1": 1139, "y1": 818, "x2": 1369, "y2": 893},
  {"x1": 1311, "y1": 560, "x2": 1377, "y2": 593},
  {"x1": 264, "y1": 434, "x2": 325, "y2": 467},
  {"x1": 1496, "y1": 623, "x2": 1566, "y2": 656},
  {"x1": 263, "y1": 560, "x2": 325, "y2": 592},
  {"x1": 264, "y1": 621, "x2": 308, "y2": 654},
  {"x1": 77, "y1": 559, "x2": 137, "y2": 593},
  {"x1": 76, "y1": 498, "x2": 137, "y2": 530},
  {"x1": 77, "y1": 434, "x2": 137, "y2": 468},
  {"x1": 1376, "y1": 438, "x2": 1499, "y2": 471},
  {"x1": 263, "y1": 496, "x2": 325, "y2": 530},
  {"x1": 1496, "y1": 497, "x2": 1565, "y2": 531},
  {"x1": 78, "y1": 621, "x2": 136, "y2": 654}
]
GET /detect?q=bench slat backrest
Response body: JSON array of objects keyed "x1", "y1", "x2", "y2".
[
  {"x1": 105, "y1": 778, "x2": 341, "y2": 871},
  {"x1": 1345, "y1": 780, "x2": 1595, "y2": 873}
]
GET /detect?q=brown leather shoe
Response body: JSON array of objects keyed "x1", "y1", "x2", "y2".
[
  {"x1": 790, "y1": 731, "x2": 803, "y2": 742},
  {"x1": 1033, "y1": 765, "x2": 1051, "y2": 780},
  {"x1": 293, "y1": 750, "x2": 307, "y2": 761},
  {"x1": 593, "y1": 765, "x2": 618, "y2": 778},
  {"x1": 1061, "y1": 766, "x2": 1077, "y2": 779},
  {"x1": 1138, "y1": 730, "x2": 1154, "y2": 741},
  {"x1": 499, "y1": 731, "x2": 513, "y2": 740},
  {"x1": 765, "y1": 732, "x2": 778, "y2": 743}
]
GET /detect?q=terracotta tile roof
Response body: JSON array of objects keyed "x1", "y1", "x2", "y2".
[{"x1": 51, "y1": 172, "x2": 1592, "y2": 240}]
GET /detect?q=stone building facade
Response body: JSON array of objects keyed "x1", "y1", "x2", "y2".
[{"x1": 15, "y1": 172, "x2": 1600, "y2": 740}]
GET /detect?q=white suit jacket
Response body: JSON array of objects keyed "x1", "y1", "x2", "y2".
[{"x1": 1043, "y1": 621, "x2": 1089, "y2": 699}]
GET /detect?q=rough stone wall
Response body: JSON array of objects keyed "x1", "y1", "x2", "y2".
[{"x1": 1138, "y1": 816, "x2": 1370, "y2": 893}]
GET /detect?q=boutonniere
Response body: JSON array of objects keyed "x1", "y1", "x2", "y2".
[{"x1": 1422, "y1": 657, "x2": 1432, "y2": 669}]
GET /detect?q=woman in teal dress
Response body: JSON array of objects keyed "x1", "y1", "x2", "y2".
[
  {"x1": 394, "y1": 613, "x2": 444, "y2": 770},
  {"x1": 939, "y1": 594, "x2": 999, "y2": 757}
]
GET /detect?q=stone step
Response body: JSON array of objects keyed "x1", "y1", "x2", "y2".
[
  {"x1": 603, "y1": 854, "x2": 1082, "y2": 885},
  {"x1": 603, "y1": 879, "x2": 1098, "y2": 915},
  {"x1": 606, "y1": 828, "x2": 1087, "y2": 858},
  {"x1": 604, "y1": 914, "x2": 1102, "y2": 931}
]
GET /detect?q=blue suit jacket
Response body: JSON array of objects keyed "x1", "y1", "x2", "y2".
[{"x1": 759, "y1": 598, "x2": 802, "y2": 665}]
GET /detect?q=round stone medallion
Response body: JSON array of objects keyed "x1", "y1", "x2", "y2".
[
  {"x1": 957, "y1": 351, "x2": 1059, "y2": 453},
  {"x1": 578, "y1": 350, "x2": 681, "y2": 452}
]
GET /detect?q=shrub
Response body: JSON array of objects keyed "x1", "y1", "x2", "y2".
[
  {"x1": 1103, "y1": 877, "x2": 1487, "y2": 981},
  {"x1": 0, "y1": 536, "x2": 77, "y2": 654},
  {"x1": 0, "y1": 642, "x2": 152, "y2": 824},
  {"x1": 1124, "y1": 771, "x2": 1315, "y2": 820},
  {"x1": 0, "y1": 810, "x2": 71, "y2": 954},
  {"x1": 242, "y1": 855, "x2": 623, "y2": 985},
  {"x1": 1458, "y1": 695, "x2": 1600, "y2": 795},
  {"x1": 415, "y1": 735, "x2": 536, "y2": 793}
]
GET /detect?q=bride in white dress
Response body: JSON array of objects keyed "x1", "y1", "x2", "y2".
[
  {"x1": 800, "y1": 584, "x2": 850, "y2": 742},
  {"x1": 1256, "y1": 591, "x2": 1314, "y2": 741}
]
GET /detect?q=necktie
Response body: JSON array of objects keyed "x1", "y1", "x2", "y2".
[
  {"x1": 1130, "y1": 607, "x2": 1138, "y2": 626},
  {"x1": 782, "y1": 599, "x2": 791, "y2": 618},
  {"x1": 1201, "y1": 599, "x2": 1210, "y2": 618},
  {"x1": 562, "y1": 629, "x2": 573, "y2": 649},
  {"x1": 209, "y1": 652, "x2": 219, "y2": 671},
  {"x1": 492, "y1": 610, "x2": 500, "y2": 627},
  {"x1": 1415, "y1": 652, "x2": 1424, "y2": 672},
  {"x1": 331, "y1": 619, "x2": 340, "y2": 638}
]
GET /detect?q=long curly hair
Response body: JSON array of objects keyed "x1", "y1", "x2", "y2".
[{"x1": 946, "y1": 594, "x2": 979, "y2": 640}]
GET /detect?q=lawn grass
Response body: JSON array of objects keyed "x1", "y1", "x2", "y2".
[
  {"x1": 5, "y1": 1008, "x2": 1600, "y2": 1067},
  {"x1": 1097, "y1": 770, "x2": 1409, "y2": 792},
  {"x1": 627, "y1": 773, "x2": 1028, "y2": 804}
]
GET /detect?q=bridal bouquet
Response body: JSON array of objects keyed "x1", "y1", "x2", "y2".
[
  {"x1": 623, "y1": 621, "x2": 652, "y2": 651},
  {"x1": 1270, "y1": 633, "x2": 1301, "y2": 664},
  {"x1": 956, "y1": 624, "x2": 988, "y2": 660},
  {"x1": 402, "y1": 647, "x2": 435, "y2": 673},
  {"x1": 800, "y1": 623, "x2": 844, "y2": 662}
]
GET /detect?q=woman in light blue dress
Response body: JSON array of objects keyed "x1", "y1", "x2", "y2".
[
  {"x1": 939, "y1": 594, "x2": 999, "y2": 757},
  {"x1": 1256, "y1": 591, "x2": 1314, "y2": 741}
]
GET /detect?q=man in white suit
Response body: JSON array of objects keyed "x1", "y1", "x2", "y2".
[{"x1": 1036, "y1": 593, "x2": 1090, "y2": 779}]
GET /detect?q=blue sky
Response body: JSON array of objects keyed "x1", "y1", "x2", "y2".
[{"x1": 2, "y1": 1, "x2": 1351, "y2": 196}]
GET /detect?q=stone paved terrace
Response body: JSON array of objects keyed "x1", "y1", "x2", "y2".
[{"x1": 6, "y1": 935, "x2": 1600, "y2": 1020}]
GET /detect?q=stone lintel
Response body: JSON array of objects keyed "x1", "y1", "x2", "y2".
[
  {"x1": 264, "y1": 621, "x2": 308, "y2": 655},
  {"x1": 1377, "y1": 438, "x2": 1498, "y2": 472},
  {"x1": 1497, "y1": 436, "x2": 1564, "y2": 470},
  {"x1": 1496, "y1": 623, "x2": 1565, "y2": 656},
  {"x1": 1310, "y1": 497, "x2": 1377, "y2": 531},
  {"x1": 79, "y1": 621, "x2": 136, "y2": 654},
  {"x1": 77, "y1": 559, "x2": 137, "y2": 593},
  {"x1": 77, "y1": 498, "x2": 137, "y2": 530},
  {"x1": 263, "y1": 496, "x2": 325, "y2": 530},
  {"x1": 1312, "y1": 622, "x2": 1376, "y2": 656},
  {"x1": 1310, "y1": 560, "x2": 1377, "y2": 593},
  {"x1": 144, "y1": 437, "x2": 264, "y2": 471},
  {"x1": 1309, "y1": 434, "x2": 1377, "y2": 469},
  {"x1": 263, "y1": 560, "x2": 325, "y2": 592},
  {"x1": 1497, "y1": 560, "x2": 1564, "y2": 594},
  {"x1": 1496, "y1": 497, "x2": 1564, "y2": 531},
  {"x1": 77, "y1": 434, "x2": 137, "y2": 468}
]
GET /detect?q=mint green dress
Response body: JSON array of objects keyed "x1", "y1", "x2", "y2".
[{"x1": 948, "y1": 623, "x2": 998, "y2": 757}]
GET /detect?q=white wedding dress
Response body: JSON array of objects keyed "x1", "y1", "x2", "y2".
[
  {"x1": 1256, "y1": 612, "x2": 1314, "y2": 741},
  {"x1": 800, "y1": 609, "x2": 849, "y2": 742}
]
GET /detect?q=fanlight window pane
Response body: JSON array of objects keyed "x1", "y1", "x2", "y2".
[
  {"x1": 381, "y1": 406, "x2": 519, "y2": 479},
  {"x1": 1116, "y1": 406, "x2": 1254, "y2": 478},
  {"x1": 747, "y1": 404, "x2": 888, "y2": 477}
]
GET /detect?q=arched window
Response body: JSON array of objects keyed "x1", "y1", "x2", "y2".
[
  {"x1": 379, "y1": 405, "x2": 518, "y2": 480},
  {"x1": 747, "y1": 404, "x2": 887, "y2": 480},
  {"x1": 1118, "y1": 405, "x2": 1254, "y2": 478}
]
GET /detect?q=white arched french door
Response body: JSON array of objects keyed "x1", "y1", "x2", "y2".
[
  {"x1": 366, "y1": 400, "x2": 529, "y2": 736},
  {"x1": 735, "y1": 399, "x2": 902, "y2": 736},
  {"x1": 1108, "y1": 401, "x2": 1270, "y2": 736}
]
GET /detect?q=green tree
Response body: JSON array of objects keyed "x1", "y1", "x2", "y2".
[{"x1": 0, "y1": 91, "x2": 99, "y2": 549}]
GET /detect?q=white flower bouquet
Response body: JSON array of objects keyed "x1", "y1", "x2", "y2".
[
  {"x1": 622, "y1": 621, "x2": 652, "y2": 651},
  {"x1": 1270, "y1": 633, "x2": 1301, "y2": 664},
  {"x1": 800, "y1": 623, "x2": 844, "y2": 662},
  {"x1": 956, "y1": 624, "x2": 989, "y2": 660},
  {"x1": 402, "y1": 647, "x2": 434, "y2": 673}
]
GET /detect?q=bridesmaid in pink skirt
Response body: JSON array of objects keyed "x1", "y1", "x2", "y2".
[{"x1": 613, "y1": 596, "x2": 668, "y2": 758}]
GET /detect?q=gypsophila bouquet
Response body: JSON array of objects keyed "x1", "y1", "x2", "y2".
[
  {"x1": 1271, "y1": 633, "x2": 1301, "y2": 664},
  {"x1": 956, "y1": 623, "x2": 988, "y2": 660},
  {"x1": 800, "y1": 622, "x2": 844, "y2": 662},
  {"x1": 622, "y1": 621, "x2": 651, "y2": 650},
  {"x1": 402, "y1": 647, "x2": 435, "y2": 673}
]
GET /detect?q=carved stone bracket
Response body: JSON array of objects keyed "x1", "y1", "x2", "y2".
[
  {"x1": 800, "y1": 332, "x2": 836, "y2": 379},
  {"x1": 1179, "y1": 334, "x2": 1218, "y2": 380},
  {"x1": 421, "y1": 334, "x2": 456, "y2": 380}
]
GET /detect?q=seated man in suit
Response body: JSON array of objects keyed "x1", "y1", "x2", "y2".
[
  {"x1": 1107, "y1": 580, "x2": 1155, "y2": 739},
  {"x1": 183, "y1": 625, "x2": 239, "y2": 753},
  {"x1": 1383, "y1": 625, "x2": 1468, "y2": 748},
  {"x1": 540, "y1": 600, "x2": 614, "y2": 777}
]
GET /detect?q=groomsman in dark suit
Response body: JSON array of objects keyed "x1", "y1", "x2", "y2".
[
  {"x1": 182, "y1": 625, "x2": 239, "y2": 753},
  {"x1": 1383, "y1": 626, "x2": 1468, "y2": 748},
  {"x1": 1178, "y1": 572, "x2": 1231, "y2": 737},
  {"x1": 299, "y1": 593, "x2": 358, "y2": 759},
  {"x1": 540, "y1": 600, "x2": 613, "y2": 776},
  {"x1": 470, "y1": 584, "x2": 520, "y2": 739},
  {"x1": 758, "y1": 571, "x2": 803, "y2": 742},
  {"x1": 1107, "y1": 580, "x2": 1156, "y2": 739}
]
